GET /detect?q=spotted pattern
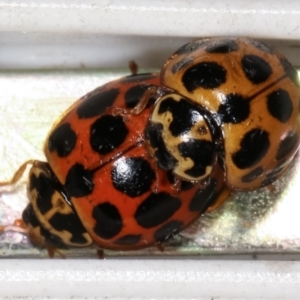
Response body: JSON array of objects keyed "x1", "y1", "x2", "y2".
[
  {"x1": 154, "y1": 220, "x2": 183, "y2": 242},
  {"x1": 241, "y1": 55, "x2": 272, "y2": 84},
  {"x1": 232, "y1": 129, "x2": 270, "y2": 169},
  {"x1": 267, "y1": 89, "x2": 293, "y2": 123},
  {"x1": 241, "y1": 167, "x2": 264, "y2": 183},
  {"x1": 23, "y1": 204, "x2": 65, "y2": 247},
  {"x1": 182, "y1": 62, "x2": 227, "y2": 92},
  {"x1": 90, "y1": 115, "x2": 128, "y2": 155},
  {"x1": 48, "y1": 212, "x2": 90, "y2": 244},
  {"x1": 64, "y1": 163, "x2": 94, "y2": 197},
  {"x1": 148, "y1": 94, "x2": 217, "y2": 181},
  {"x1": 29, "y1": 173, "x2": 54, "y2": 214},
  {"x1": 205, "y1": 39, "x2": 238, "y2": 53},
  {"x1": 77, "y1": 88, "x2": 119, "y2": 119},
  {"x1": 189, "y1": 179, "x2": 218, "y2": 212},
  {"x1": 48, "y1": 123, "x2": 77, "y2": 157},
  {"x1": 276, "y1": 132, "x2": 299, "y2": 161},
  {"x1": 178, "y1": 139, "x2": 215, "y2": 178},
  {"x1": 111, "y1": 157, "x2": 156, "y2": 198},
  {"x1": 33, "y1": 73, "x2": 219, "y2": 250},
  {"x1": 157, "y1": 97, "x2": 204, "y2": 137},
  {"x1": 158, "y1": 37, "x2": 300, "y2": 192},
  {"x1": 145, "y1": 123, "x2": 177, "y2": 171},
  {"x1": 134, "y1": 192, "x2": 181, "y2": 229},
  {"x1": 218, "y1": 94, "x2": 250, "y2": 124},
  {"x1": 26, "y1": 166, "x2": 91, "y2": 247},
  {"x1": 92, "y1": 202, "x2": 123, "y2": 239}
]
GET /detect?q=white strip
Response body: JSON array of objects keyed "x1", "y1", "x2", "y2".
[
  {"x1": 0, "y1": 2, "x2": 299, "y2": 14},
  {"x1": 0, "y1": 0, "x2": 299, "y2": 38},
  {"x1": 1, "y1": 259, "x2": 300, "y2": 299}
]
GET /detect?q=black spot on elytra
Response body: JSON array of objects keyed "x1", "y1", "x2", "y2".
[
  {"x1": 144, "y1": 123, "x2": 177, "y2": 171},
  {"x1": 232, "y1": 129, "x2": 270, "y2": 169},
  {"x1": 276, "y1": 132, "x2": 299, "y2": 161},
  {"x1": 157, "y1": 97, "x2": 204, "y2": 137},
  {"x1": 267, "y1": 89, "x2": 293, "y2": 123},
  {"x1": 92, "y1": 202, "x2": 123, "y2": 239},
  {"x1": 29, "y1": 173, "x2": 55, "y2": 214},
  {"x1": 111, "y1": 157, "x2": 155, "y2": 198},
  {"x1": 153, "y1": 220, "x2": 183, "y2": 242},
  {"x1": 90, "y1": 115, "x2": 128, "y2": 155},
  {"x1": 280, "y1": 58, "x2": 300, "y2": 87},
  {"x1": 135, "y1": 192, "x2": 181, "y2": 228},
  {"x1": 166, "y1": 170, "x2": 194, "y2": 191},
  {"x1": 48, "y1": 123, "x2": 77, "y2": 157},
  {"x1": 171, "y1": 57, "x2": 194, "y2": 74},
  {"x1": 242, "y1": 55, "x2": 272, "y2": 84},
  {"x1": 189, "y1": 178, "x2": 219, "y2": 212},
  {"x1": 250, "y1": 40, "x2": 273, "y2": 53},
  {"x1": 241, "y1": 167, "x2": 264, "y2": 183},
  {"x1": 77, "y1": 88, "x2": 119, "y2": 119},
  {"x1": 218, "y1": 93, "x2": 250, "y2": 124},
  {"x1": 205, "y1": 39, "x2": 238, "y2": 53},
  {"x1": 124, "y1": 84, "x2": 150, "y2": 108},
  {"x1": 178, "y1": 139, "x2": 215, "y2": 178},
  {"x1": 261, "y1": 161, "x2": 287, "y2": 187},
  {"x1": 49, "y1": 212, "x2": 89, "y2": 244},
  {"x1": 64, "y1": 163, "x2": 94, "y2": 197},
  {"x1": 114, "y1": 234, "x2": 141, "y2": 245},
  {"x1": 182, "y1": 62, "x2": 227, "y2": 92},
  {"x1": 173, "y1": 40, "x2": 208, "y2": 55}
]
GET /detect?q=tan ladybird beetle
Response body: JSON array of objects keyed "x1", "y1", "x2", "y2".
[{"x1": 146, "y1": 37, "x2": 300, "y2": 191}]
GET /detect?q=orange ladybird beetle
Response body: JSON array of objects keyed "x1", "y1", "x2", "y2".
[
  {"x1": 1, "y1": 73, "x2": 229, "y2": 252},
  {"x1": 146, "y1": 37, "x2": 300, "y2": 191}
]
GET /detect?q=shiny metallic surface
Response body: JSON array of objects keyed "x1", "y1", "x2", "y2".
[{"x1": 0, "y1": 69, "x2": 299, "y2": 258}]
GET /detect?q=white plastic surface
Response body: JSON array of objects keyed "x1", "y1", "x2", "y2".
[
  {"x1": 0, "y1": 0, "x2": 300, "y2": 39},
  {"x1": 0, "y1": 0, "x2": 300, "y2": 69},
  {"x1": 1, "y1": 259, "x2": 300, "y2": 299}
]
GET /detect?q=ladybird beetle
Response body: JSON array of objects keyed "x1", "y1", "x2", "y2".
[
  {"x1": 146, "y1": 38, "x2": 300, "y2": 191},
  {"x1": 4, "y1": 73, "x2": 229, "y2": 252}
]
